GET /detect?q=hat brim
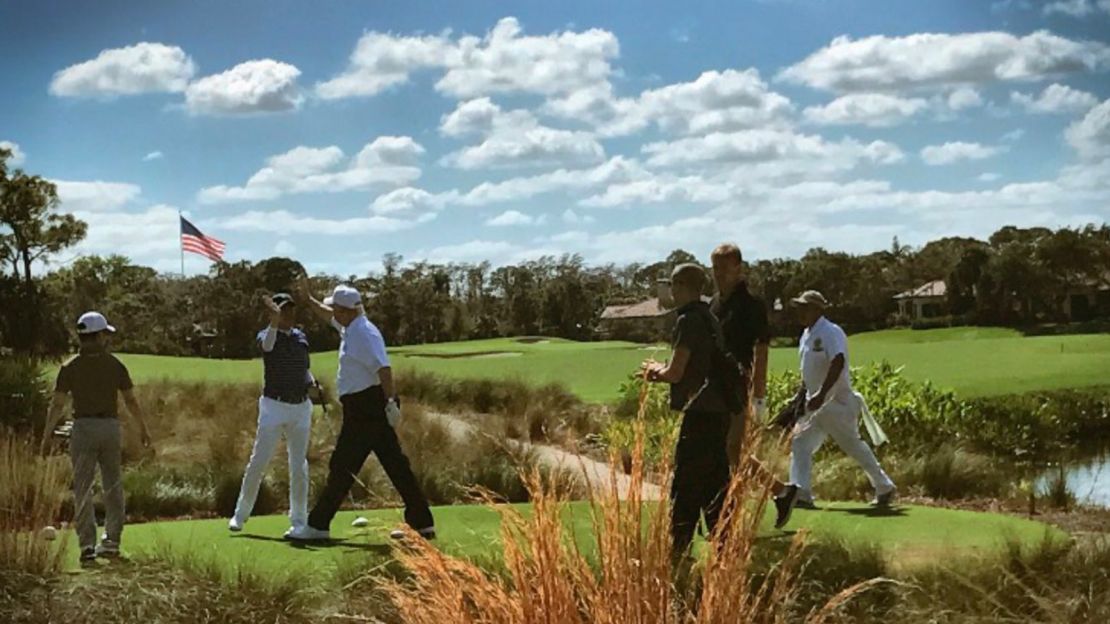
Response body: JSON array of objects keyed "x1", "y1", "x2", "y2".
[
  {"x1": 322, "y1": 296, "x2": 334, "y2": 306},
  {"x1": 78, "y1": 324, "x2": 116, "y2": 335},
  {"x1": 791, "y1": 297, "x2": 825, "y2": 308}
]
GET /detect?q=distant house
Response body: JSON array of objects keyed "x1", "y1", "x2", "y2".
[
  {"x1": 599, "y1": 281, "x2": 712, "y2": 342},
  {"x1": 598, "y1": 297, "x2": 675, "y2": 342},
  {"x1": 1061, "y1": 276, "x2": 1110, "y2": 322},
  {"x1": 893, "y1": 280, "x2": 947, "y2": 320}
]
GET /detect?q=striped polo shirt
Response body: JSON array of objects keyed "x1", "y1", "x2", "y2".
[{"x1": 258, "y1": 327, "x2": 311, "y2": 401}]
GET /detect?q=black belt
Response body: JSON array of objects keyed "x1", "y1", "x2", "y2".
[
  {"x1": 75, "y1": 412, "x2": 116, "y2": 420},
  {"x1": 263, "y1": 391, "x2": 307, "y2": 404}
]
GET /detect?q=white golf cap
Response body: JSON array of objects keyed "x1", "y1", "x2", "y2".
[
  {"x1": 791, "y1": 290, "x2": 830, "y2": 308},
  {"x1": 323, "y1": 285, "x2": 362, "y2": 309},
  {"x1": 76, "y1": 311, "x2": 116, "y2": 335}
]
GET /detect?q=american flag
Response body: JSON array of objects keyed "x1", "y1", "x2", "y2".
[{"x1": 180, "y1": 216, "x2": 226, "y2": 262}]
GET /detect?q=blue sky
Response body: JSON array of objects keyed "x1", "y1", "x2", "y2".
[{"x1": 2, "y1": 0, "x2": 1109, "y2": 275}]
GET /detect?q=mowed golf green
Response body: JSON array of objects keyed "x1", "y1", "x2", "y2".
[
  {"x1": 62, "y1": 502, "x2": 1063, "y2": 581},
  {"x1": 111, "y1": 327, "x2": 1110, "y2": 403}
]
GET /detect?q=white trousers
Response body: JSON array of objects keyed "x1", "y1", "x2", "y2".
[
  {"x1": 233, "y1": 396, "x2": 313, "y2": 529},
  {"x1": 789, "y1": 394, "x2": 895, "y2": 501}
]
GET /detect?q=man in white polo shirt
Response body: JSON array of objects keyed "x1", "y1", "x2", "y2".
[
  {"x1": 788, "y1": 290, "x2": 896, "y2": 509},
  {"x1": 286, "y1": 282, "x2": 435, "y2": 541}
]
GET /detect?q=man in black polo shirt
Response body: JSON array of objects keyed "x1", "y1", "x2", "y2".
[
  {"x1": 710, "y1": 243, "x2": 799, "y2": 528},
  {"x1": 709, "y1": 243, "x2": 771, "y2": 467},
  {"x1": 228, "y1": 293, "x2": 315, "y2": 536},
  {"x1": 642, "y1": 264, "x2": 730, "y2": 560},
  {"x1": 46, "y1": 311, "x2": 151, "y2": 562}
]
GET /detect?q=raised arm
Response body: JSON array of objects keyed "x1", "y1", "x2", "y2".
[{"x1": 295, "y1": 277, "x2": 334, "y2": 323}]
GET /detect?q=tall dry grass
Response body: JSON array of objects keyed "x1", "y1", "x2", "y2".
[
  {"x1": 0, "y1": 433, "x2": 70, "y2": 576},
  {"x1": 378, "y1": 375, "x2": 874, "y2": 623}
]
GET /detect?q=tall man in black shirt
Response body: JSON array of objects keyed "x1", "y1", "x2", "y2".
[
  {"x1": 709, "y1": 243, "x2": 771, "y2": 468},
  {"x1": 710, "y1": 243, "x2": 799, "y2": 528}
]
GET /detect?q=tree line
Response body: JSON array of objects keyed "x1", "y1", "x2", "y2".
[{"x1": 3, "y1": 147, "x2": 1109, "y2": 357}]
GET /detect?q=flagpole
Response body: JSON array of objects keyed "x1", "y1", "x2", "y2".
[{"x1": 179, "y1": 211, "x2": 185, "y2": 278}]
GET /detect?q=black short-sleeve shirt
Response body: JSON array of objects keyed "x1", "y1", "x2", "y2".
[
  {"x1": 670, "y1": 301, "x2": 728, "y2": 414},
  {"x1": 710, "y1": 282, "x2": 771, "y2": 371},
  {"x1": 55, "y1": 349, "x2": 134, "y2": 417}
]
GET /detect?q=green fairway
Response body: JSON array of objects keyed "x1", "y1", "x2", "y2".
[
  {"x1": 63, "y1": 501, "x2": 1063, "y2": 582},
  {"x1": 110, "y1": 328, "x2": 1110, "y2": 403}
]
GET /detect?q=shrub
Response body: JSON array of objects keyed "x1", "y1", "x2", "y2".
[{"x1": 0, "y1": 356, "x2": 51, "y2": 432}]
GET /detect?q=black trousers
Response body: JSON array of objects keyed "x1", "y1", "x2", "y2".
[
  {"x1": 670, "y1": 410, "x2": 731, "y2": 557},
  {"x1": 308, "y1": 386, "x2": 434, "y2": 531}
]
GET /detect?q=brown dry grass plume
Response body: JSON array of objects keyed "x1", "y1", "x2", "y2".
[
  {"x1": 0, "y1": 432, "x2": 70, "y2": 576},
  {"x1": 381, "y1": 373, "x2": 825, "y2": 623}
]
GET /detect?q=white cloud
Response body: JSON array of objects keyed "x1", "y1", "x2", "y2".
[
  {"x1": 439, "y1": 97, "x2": 502, "y2": 137},
  {"x1": 803, "y1": 93, "x2": 928, "y2": 127},
  {"x1": 370, "y1": 186, "x2": 451, "y2": 216},
  {"x1": 544, "y1": 69, "x2": 793, "y2": 137},
  {"x1": 184, "y1": 59, "x2": 303, "y2": 115},
  {"x1": 440, "y1": 98, "x2": 604, "y2": 169},
  {"x1": 778, "y1": 31, "x2": 1110, "y2": 93},
  {"x1": 54, "y1": 180, "x2": 142, "y2": 212},
  {"x1": 316, "y1": 17, "x2": 618, "y2": 100},
  {"x1": 142, "y1": 150, "x2": 164, "y2": 162},
  {"x1": 947, "y1": 87, "x2": 983, "y2": 110},
  {"x1": 418, "y1": 239, "x2": 523, "y2": 264},
  {"x1": 215, "y1": 209, "x2": 434, "y2": 235},
  {"x1": 978, "y1": 172, "x2": 1002, "y2": 182},
  {"x1": 60, "y1": 204, "x2": 183, "y2": 269},
  {"x1": 1011, "y1": 83, "x2": 1098, "y2": 114},
  {"x1": 274, "y1": 240, "x2": 297, "y2": 255},
  {"x1": 578, "y1": 176, "x2": 732, "y2": 208},
  {"x1": 921, "y1": 141, "x2": 1005, "y2": 165},
  {"x1": 1002, "y1": 128, "x2": 1026, "y2": 142},
  {"x1": 485, "y1": 210, "x2": 546, "y2": 226},
  {"x1": 436, "y1": 17, "x2": 618, "y2": 99},
  {"x1": 1, "y1": 141, "x2": 26, "y2": 166},
  {"x1": 1066, "y1": 98, "x2": 1110, "y2": 159},
  {"x1": 316, "y1": 31, "x2": 451, "y2": 99},
  {"x1": 562, "y1": 209, "x2": 595, "y2": 224},
  {"x1": 456, "y1": 156, "x2": 648, "y2": 205},
  {"x1": 198, "y1": 137, "x2": 423, "y2": 203},
  {"x1": 50, "y1": 42, "x2": 196, "y2": 97},
  {"x1": 1043, "y1": 0, "x2": 1110, "y2": 16},
  {"x1": 641, "y1": 129, "x2": 904, "y2": 170}
]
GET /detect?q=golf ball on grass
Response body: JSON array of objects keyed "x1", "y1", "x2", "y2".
[
  {"x1": 41, "y1": 526, "x2": 57, "y2": 541},
  {"x1": 351, "y1": 516, "x2": 369, "y2": 528}
]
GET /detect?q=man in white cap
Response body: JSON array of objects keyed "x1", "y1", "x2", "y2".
[
  {"x1": 45, "y1": 312, "x2": 151, "y2": 562},
  {"x1": 286, "y1": 282, "x2": 435, "y2": 541},
  {"x1": 228, "y1": 293, "x2": 315, "y2": 536},
  {"x1": 786, "y1": 291, "x2": 896, "y2": 508}
]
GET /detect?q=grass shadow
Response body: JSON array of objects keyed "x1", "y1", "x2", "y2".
[
  {"x1": 231, "y1": 533, "x2": 394, "y2": 555},
  {"x1": 826, "y1": 506, "x2": 909, "y2": 518}
]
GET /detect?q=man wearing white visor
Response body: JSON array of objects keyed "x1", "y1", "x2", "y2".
[
  {"x1": 786, "y1": 291, "x2": 896, "y2": 509},
  {"x1": 287, "y1": 283, "x2": 435, "y2": 541},
  {"x1": 45, "y1": 312, "x2": 151, "y2": 562}
]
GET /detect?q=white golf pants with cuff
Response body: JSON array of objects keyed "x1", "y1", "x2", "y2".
[
  {"x1": 789, "y1": 394, "x2": 895, "y2": 502},
  {"x1": 233, "y1": 396, "x2": 312, "y2": 529}
]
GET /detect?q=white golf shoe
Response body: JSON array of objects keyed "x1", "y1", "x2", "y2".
[
  {"x1": 389, "y1": 526, "x2": 437, "y2": 541},
  {"x1": 228, "y1": 517, "x2": 244, "y2": 532},
  {"x1": 284, "y1": 525, "x2": 330, "y2": 541}
]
